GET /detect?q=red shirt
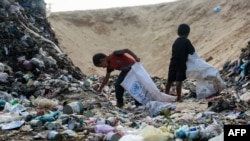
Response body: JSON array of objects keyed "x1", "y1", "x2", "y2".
[{"x1": 107, "y1": 53, "x2": 135, "y2": 73}]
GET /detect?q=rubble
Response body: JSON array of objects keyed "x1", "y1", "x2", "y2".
[{"x1": 0, "y1": 0, "x2": 249, "y2": 141}]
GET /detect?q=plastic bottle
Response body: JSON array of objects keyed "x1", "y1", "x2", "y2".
[
  {"x1": 175, "y1": 125, "x2": 202, "y2": 140},
  {"x1": 175, "y1": 125, "x2": 189, "y2": 139},
  {"x1": 188, "y1": 126, "x2": 201, "y2": 140}
]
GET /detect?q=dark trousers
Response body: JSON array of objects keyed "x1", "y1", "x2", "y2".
[{"x1": 115, "y1": 71, "x2": 141, "y2": 106}]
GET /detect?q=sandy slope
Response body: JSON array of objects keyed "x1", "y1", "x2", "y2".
[{"x1": 48, "y1": 0, "x2": 250, "y2": 78}]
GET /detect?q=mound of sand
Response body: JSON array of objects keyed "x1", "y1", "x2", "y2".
[{"x1": 48, "y1": 0, "x2": 250, "y2": 78}]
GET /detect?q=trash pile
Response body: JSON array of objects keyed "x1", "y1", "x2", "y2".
[{"x1": 0, "y1": 0, "x2": 250, "y2": 141}]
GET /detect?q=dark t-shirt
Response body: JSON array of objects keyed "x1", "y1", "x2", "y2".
[
  {"x1": 169, "y1": 37, "x2": 195, "y2": 71},
  {"x1": 106, "y1": 53, "x2": 136, "y2": 73}
]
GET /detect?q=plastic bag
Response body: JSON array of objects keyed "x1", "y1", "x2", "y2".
[
  {"x1": 1, "y1": 120, "x2": 25, "y2": 130},
  {"x1": 138, "y1": 125, "x2": 173, "y2": 141},
  {"x1": 94, "y1": 124, "x2": 115, "y2": 134},
  {"x1": 200, "y1": 119, "x2": 223, "y2": 140},
  {"x1": 119, "y1": 134, "x2": 144, "y2": 141},
  {"x1": 186, "y1": 52, "x2": 225, "y2": 99},
  {"x1": 121, "y1": 63, "x2": 176, "y2": 105},
  {"x1": 145, "y1": 101, "x2": 176, "y2": 117}
]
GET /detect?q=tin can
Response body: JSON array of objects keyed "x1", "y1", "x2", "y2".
[
  {"x1": 30, "y1": 119, "x2": 43, "y2": 127},
  {"x1": 63, "y1": 101, "x2": 84, "y2": 114}
]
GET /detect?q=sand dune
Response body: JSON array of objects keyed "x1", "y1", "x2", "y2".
[{"x1": 48, "y1": 0, "x2": 250, "y2": 78}]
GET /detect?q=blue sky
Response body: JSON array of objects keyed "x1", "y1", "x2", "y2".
[{"x1": 45, "y1": 0, "x2": 178, "y2": 12}]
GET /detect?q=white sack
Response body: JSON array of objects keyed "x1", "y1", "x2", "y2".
[
  {"x1": 186, "y1": 52, "x2": 225, "y2": 99},
  {"x1": 121, "y1": 63, "x2": 176, "y2": 105}
]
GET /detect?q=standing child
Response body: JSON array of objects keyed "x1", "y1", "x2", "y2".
[
  {"x1": 92, "y1": 48, "x2": 142, "y2": 108},
  {"x1": 165, "y1": 23, "x2": 195, "y2": 102}
]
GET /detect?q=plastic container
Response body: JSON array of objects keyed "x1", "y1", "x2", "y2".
[{"x1": 63, "y1": 101, "x2": 84, "y2": 114}]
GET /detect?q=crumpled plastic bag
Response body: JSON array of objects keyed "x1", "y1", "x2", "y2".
[
  {"x1": 145, "y1": 101, "x2": 176, "y2": 117},
  {"x1": 200, "y1": 119, "x2": 223, "y2": 140},
  {"x1": 138, "y1": 125, "x2": 173, "y2": 141},
  {"x1": 94, "y1": 124, "x2": 115, "y2": 134},
  {"x1": 119, "y1": 134, "x2": 144, "y2": 141}
]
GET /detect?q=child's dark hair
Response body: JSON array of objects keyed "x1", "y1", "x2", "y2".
[
  {"x1": 92, "y1": 53, "x2": 106, "y2": 66},
  {"x1": 177, "y1": 24, "x2": 190, "y2": 36}
]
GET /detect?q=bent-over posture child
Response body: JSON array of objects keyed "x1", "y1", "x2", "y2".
[{"x1": 92, "y1": 49, "x2": 142, "y2": 108}]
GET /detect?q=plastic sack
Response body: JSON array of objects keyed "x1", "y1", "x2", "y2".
[
  {"x1": 138, "y1": 125, "x2": 172, "y2": 141},
  {"x1": 186, "y1": 52, "x2": 225, "y2": 99},
  {"x1": 121, "y1": 63, "x2": 176, "y2": 105}
]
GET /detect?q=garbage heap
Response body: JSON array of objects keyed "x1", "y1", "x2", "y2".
[
  {"x1": 0, "y1": 0, "x2": 250, "y2": 141},
  {"x1": 0, "y1": 0, "x2": 86, "y2": 101}
]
